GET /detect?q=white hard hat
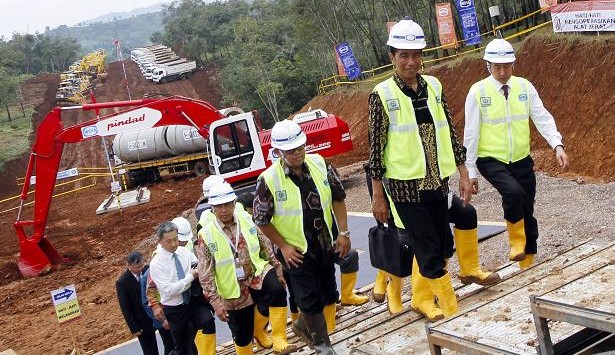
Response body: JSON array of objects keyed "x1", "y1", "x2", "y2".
[
  {"x1": 208, "y1": 182, "x2": 237, "y2": 206},
  {"x1": 387, "y1": 17, "x2": 426, "y2": 50},
  {"x1": 270, "y1": 120, "x2": 306, "y2": 151},
  {"x1": 202, "y1": 175, "x2": 225, "y2": 198},
  {"x1": 171, "y1": 217, "x2": 193, "y2": 242},
  {"x1": 483, "y1": 38, "x2": 516, "y2": 63}
]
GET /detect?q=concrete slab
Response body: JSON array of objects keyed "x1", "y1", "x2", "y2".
[{"x1": 96, "y1": 187, "x2": 150, "y2": 214}]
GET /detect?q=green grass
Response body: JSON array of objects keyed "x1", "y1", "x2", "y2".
[{"x1": 0, "y1": 105, "x2": 34, "y2": 166}]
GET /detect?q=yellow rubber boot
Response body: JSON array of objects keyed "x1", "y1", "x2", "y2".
[
  {"x1": 426, "y1": 272, "x2": 458, "y2": 317},
  {"x1": 409, "y1": 257, "x2": 444, "y2": 322},
  {"x1": 323, "y1": 303, "x2": 336, "y2": 333},
  {"x1": 195, "y1": 332, "x2": 216, "y2": 355},
  {"x1": 290, "y1": 311, "x2": 299, "y2": 322},
  {"x1": 372, "y1": 269, "x2": 388, "y2": 303},
  {"x1": 234, "y1": 343, "x2": 254, "y2": 355},
  {"x1": 269, "y1": 306, "x2": 298, "y2": 354},
  {"x1": 453, "y1": 228, "x2": 501, "y2": 286},
  {"x1": 386, "y1": 274, "x2": 403, "y2": 314},
  {"x1": 253, "y1": 307, "x2": 273, "y2": 349},
  {"x1": 340, "y1": 272, "x2": 369, "y2": 306},
  {"x1": 506, "y1": 220, "x2": 527, "y2": 261},
  {"x1": 519, "y1": 254, "x2": 535, "y2": 270}
]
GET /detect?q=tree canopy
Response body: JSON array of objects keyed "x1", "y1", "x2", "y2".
[{"x1": 157, "y1": 0, "x2": 543, "y2": 123}]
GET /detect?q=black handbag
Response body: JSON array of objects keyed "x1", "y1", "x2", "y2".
[{"x1": 368, "y1": 222, "x2": 413, "y2": 278}]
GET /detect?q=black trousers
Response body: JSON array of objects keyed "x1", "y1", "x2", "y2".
[
  {"x1": 163, "y1": 301, "x2": 215, "y2": 355},
  {"x1": 449, "y1": 195, "x2": 477, "y2": 231},
  {"x1": 158, "y1": 327, "x2": 175, "y2": 355},
  {"x1": 477, "y1": 156, "x2": 538, "y2": 254},
  {"x1": 226, "y1": 269, "x2": 287, "y2": 346},
  {"x1": 393, "y1": 196, "x2": 451, "y2": 279},
  {"x1": 136, "y1": 327, "x2": 158, "y2": 355},
  {"x1": 282, "y1": 248, "x2": 359, "y2": 312},
  {"x1": 249, "y1": 268, "x2": 288, "y2": 316},
  {"x1": 287, "y1": 245, "x2": 338, "y2": 314},
  {"x1": 228, "y1": 305, "x2": 255, "y2": 347}
]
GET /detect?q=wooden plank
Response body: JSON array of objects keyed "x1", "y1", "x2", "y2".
[
  {"x1": 349, "y1": 241, "x2": 607, "y2": 354},
  {"x1": 419, "y1": 243, "x2": 615, "y2": 355}
]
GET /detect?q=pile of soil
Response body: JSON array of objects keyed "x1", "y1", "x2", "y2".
[{"x1": 0, "y1": 33, "x2": 613, "y2": 353}]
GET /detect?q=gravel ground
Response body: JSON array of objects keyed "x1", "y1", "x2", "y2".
[{"x1": 337, "y1": 161, "x2": 615, "y2": 275}]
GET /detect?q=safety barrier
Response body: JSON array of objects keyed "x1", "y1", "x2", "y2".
[
  {"x1": 1, "y1": 167, "x2": 114, "y2": 216},
  {"x1": 318, "y1": 9, "x2": 549, "y2": 94}
]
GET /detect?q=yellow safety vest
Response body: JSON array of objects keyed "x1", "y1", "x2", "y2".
[
  {"x1": 473, "y1": 76, "x2": 531, "y2": 163},
  {"x1": 199, "y1": 210, "x2": 268, "y2": 299},
  {"x1": 261, "y1": 154, "x2": 334, "y2": 254},
  {"x1": 374, "y1": 75, "x2": 457, "y2": 180}
]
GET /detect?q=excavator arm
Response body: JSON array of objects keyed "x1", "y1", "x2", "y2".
[{"x1": 15, "y1": 96, "x2": 223, "y2": 277}]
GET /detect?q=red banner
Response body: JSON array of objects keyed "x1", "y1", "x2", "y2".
[{"x1": 435, "y1": 3, "x2": 458, "y2": 48}]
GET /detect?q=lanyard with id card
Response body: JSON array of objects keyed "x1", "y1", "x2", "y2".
[{"x1": 215, "y1": 217, "x2": 246, "y2": 281}]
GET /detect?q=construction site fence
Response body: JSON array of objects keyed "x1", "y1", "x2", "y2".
[
  {"x1": 318, "y1": 9, "x2": 551, "y2": 94},
  {"x1": 1, "y1": 167, "x2": 113, "y2": 216}
]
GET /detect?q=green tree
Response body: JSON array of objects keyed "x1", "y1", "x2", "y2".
[{"x1": 0, "y1": 67, "x2": 19, "y2": 121}]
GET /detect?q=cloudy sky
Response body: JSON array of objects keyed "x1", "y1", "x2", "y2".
[{"x1": 0, "y1": 0, "x2": 170, "y2": 39}]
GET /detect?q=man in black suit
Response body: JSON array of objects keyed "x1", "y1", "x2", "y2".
[{"x1": 116, "y1": 251, "x2": 159, "y2": 355}]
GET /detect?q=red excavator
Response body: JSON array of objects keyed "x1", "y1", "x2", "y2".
[{"x1": 14, "y1": 96, "x2": 353, "y2": 277}]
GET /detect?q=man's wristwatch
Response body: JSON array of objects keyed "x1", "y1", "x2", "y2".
[{"x1": 339, "y1": 230, "x2": 350, "y2": 238}]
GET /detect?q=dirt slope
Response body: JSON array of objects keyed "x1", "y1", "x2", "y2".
[{"x1": 0, "y1": 33, "x2": 613, "y2": 353}]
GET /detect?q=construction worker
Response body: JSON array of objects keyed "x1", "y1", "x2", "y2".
[
  {"x1": 237, "y1": 192, "x2": 368, "y2": 332},
  {"x1": 369, "y1": 17, "x2": 473, "y2": 320},
  {"x1": 149, "y1": 221, "x2": 217, "y2": 355},
  {"x1": 372, "y1": 193, "x2": 501, "y2": 320},
  {"x1": 196, "y1": 182, "x2": 297, "y2": 355},
  {"x1": 463, "y1": 38, "x2": 569, "y2": 269},
  {"x1": 173, "y1": 217, "x2": 195, "y2": 252},
  {"x1": 254, "y1": 119, "x2": 350, "y2": 354}
]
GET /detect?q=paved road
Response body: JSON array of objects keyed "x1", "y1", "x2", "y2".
[{"x1": 98, "y1": 213, "x2": 504, "y2": 354}]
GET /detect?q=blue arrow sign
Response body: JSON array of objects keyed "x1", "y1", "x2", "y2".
[
  {"x1": 53, "y1": 288, "x2": 74, "y2": 301},
  {"x1": 50, "y1": 284, "x2": 78, "y2": 306}
]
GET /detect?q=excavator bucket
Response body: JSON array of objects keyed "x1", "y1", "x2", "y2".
[{"x1": 18, "y1": 236, "x2": 64, "y2": 277}]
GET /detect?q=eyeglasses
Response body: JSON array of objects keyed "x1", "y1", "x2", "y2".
[{"x1": 281, "y1": 144, "x2": 306, "y2": 155}]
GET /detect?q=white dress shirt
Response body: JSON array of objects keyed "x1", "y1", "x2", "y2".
[
  {"x1": 149, "y1": 245, "x2": 197, "y2": 306},
  {"x1": 464, "y1": 75, "x2": 564, "y2": 179}
]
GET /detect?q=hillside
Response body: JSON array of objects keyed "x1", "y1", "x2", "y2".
[
  {"x1": 46, "y1": 12, "x2": 165, "y2": 58},
  {"x1": 0, "y1": 32, "x2": 613, "y2": 353}
]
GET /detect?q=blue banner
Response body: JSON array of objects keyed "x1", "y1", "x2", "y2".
[
  {"x1": 336, "y1": 42, "x2": 362, "y2": 80},
  {"x1": 456, "y1": 0, "x2": 481, "y2": 46}
]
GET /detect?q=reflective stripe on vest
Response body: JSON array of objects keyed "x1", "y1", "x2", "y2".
[
  {"x1": 374, "y1": 76, "x2": 457, "y2": 180},
  {"x1": 474, "y1": 76, "x2": 531, "y2": 163},
  {"x1": 261, "y1": 154, "x2": 334, "y2": 254},
  {"x1": 199, "y1": 208, "x2": 268, "y2": 299}
]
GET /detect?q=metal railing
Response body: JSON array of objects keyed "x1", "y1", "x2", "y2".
[{"x1": 1, "y1": 167, "x2": 113, "y2": 215}]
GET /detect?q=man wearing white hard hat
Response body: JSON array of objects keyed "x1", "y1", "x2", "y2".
[
  {"x1": 172, "y1": 217, "x2": 195, "y2": 252},
  {"x1": 195, "y1": 174, "x2": 226, "y2": 234},
  {"x1": 368, "y1": 17, "x2": 472, "y2": 321},
  {"x1": 464, "y1": 38, "x2": 569, "y2": 270},
  {"x1": 196, "y1": 182, "x2": 296, "y2": 355},
  {"x1": 254, "y1": 119, "x2": 350, "y2": 354}
]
